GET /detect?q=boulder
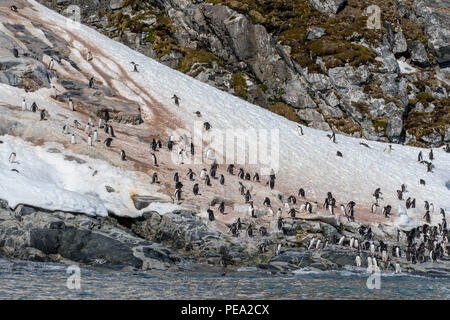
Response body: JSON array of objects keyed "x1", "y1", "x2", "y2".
[{"x1": 309, "y1": 0, "x2": 347, "y2": 14}]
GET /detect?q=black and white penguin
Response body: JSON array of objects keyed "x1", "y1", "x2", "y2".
[
  {"x1": 151, "y1": 172, "x2": 158, "y2": 184},
  {"x1": 297, "y1": 125, "x2": 303, "y2": 136},
  {"x1": 336, "y1": 151, "x2": 343, "y2": 157},
  {"x1": 109, "y1": 125, "x2": 116, "y2": 138},
  {"x1": 151, "y1": 139, "x2": 157, "y2": 151},
  {"x1": 174, "y1": 188, "x2": 182, "y2": 202},
  {"x1": 429, "y1": 149, "x2": 434, "y2": 161},
  {"x1": 203, "y1": 122, "x2": 211, "y2": 131},
  {"x1": 151, "y1": 153, "x2": 158, "y2": 166},
  {"x1": 397, "y1": 190, "x2": 403, "y2": 200},
  {"x1": 424, "y1": 210, "x2": 431, "y2": 223},
  {"x1": 48, "y1": 58, "x2": 54, "y2": 71},
  {"x1": 382, "y1": 205, "x2": 392, "y2": 218},
  {"x1": 71, "y1": 134, "x2": 76, "y2": 144},
  {"x1": 371, "y1": 203, "x2": 379, "y2": 214},
  {"x1": 120, "y1": 150, "x2": 126, "y2": 161},
  {"x1": 289, "y1": 208, "x2": 297, "y2": 218},
  {"x1": 288, "y1": 196, "x2": 297, "y2": 205},
  {"x1": 8, "y1": 152, "x2": 16, "y2": 164},
  {"x1": 168, "y1": 139, "x2": 174, "y2": 151},
  {"x1": 418, "y1": 151, "x2": 423, "y2": 162},
  {"x1": 194, "y1": 111, "x2": 201, "y2": 117},
  {"x1": 305, "y1": 202, "x2": 312, "y2": 214},
  {"x1": 31, "y1": 102, "x2": 37, "y2": 113},
  {"x1": 205, "y1": 174, "x2": 211, "y2": 186},
  {"x1": 227, "y1": 164, "x2": 234, "y2": 175},
  {"x1": 89, "y1": 77, "x2": 94, "y2": 88},
  {"x1": 190, "y1": 142, "x2": 194, "y2": 156},
  {"x1": 174, "y1": 172, "x2": 179, "y2": 183},
  {"x1": 87, "y1": 134, "x2": 92, "y2": 146},
  {"x1": 219, "y1": 174, "x2": 225, "y2": 185},
  {"x1": 10, "y1": 5, "x2": 18, "y2": 12},
  {"x1": 131, "y1": 62, "x2": 139, "y2": 72},
  {"x1": 253, "y1": 172, "x2": 260, "y2": 182},
  {"x1": 40, "y1": 109, "x2": 46, "y2": 121},
  {"x1": 238, "y1": 168, "x2": 244, "y2": 179},
  {"x1": 298, "y1": 188, "x2": 305, "y2": 197},
  {"x1": 247, "y1": 225, "x2": 253, "y2": 237},
  {"x1": 218, "y1": 201, "x2": 225, "y2": 214},
  {"x1": 171, "y1": 94, "x2": 181, "y2": 106},
  {"x1": 13, "y1": 48, "x2": 19, "y2": 58},
  {"x1": 207, "y1": 209, "x2": 215, "y2": 221},
  {"x1": 328, "y1": 132, "x2": 336, "y2": 143},
  {"x1": 263, "y1": 197, "x2": 271, "y2": 207},
  {"x1": 86, "y1": 51, "x2": 93, "y2": 61},
  {"x1": 104, "y1": 138, "x2": 113, "y2": 147},
  {"x1": 193, "y1": 183, "x2": 199, "y2": 196},
  {"x1": 186, "y1": 168, "x2": 195, "y2": 181}
]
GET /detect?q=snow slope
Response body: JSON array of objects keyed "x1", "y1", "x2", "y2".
[{"x1": 0, "y1": 1, "x2": 449, "y2": 222}]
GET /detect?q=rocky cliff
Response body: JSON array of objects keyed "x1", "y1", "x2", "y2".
[{"x1": 36, "y1": 0, "x2": 450, "y2": 147}]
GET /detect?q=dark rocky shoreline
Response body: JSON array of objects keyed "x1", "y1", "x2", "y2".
[{"x1": 1, "y1": 199, "x2": 448, "y2": 276}]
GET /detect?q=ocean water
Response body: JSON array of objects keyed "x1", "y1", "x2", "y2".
[{"x1": 0, "y1": 258, "x2": 448, "y2": 299}]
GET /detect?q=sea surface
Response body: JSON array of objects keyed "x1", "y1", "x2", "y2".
[{"x1": 0, "y1": 258, "x2": 448, "y2": 299}]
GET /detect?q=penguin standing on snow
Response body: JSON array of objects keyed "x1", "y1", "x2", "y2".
[
  {"x1": 186, "y1": 168, "x2": 195, "y2": 181},
  {"x1": 151, "y1": 172, "x2": 159, "y2": 184},
  {"x1": 31, "y1": 102, "x2": 37, "y2": 113},
  {"x1": 71, "y1": 134, "x2": 76, "y2": 144},
  {"x1": 10, "y1": 5, "x2": 18, "y2": 12},
  {"x1": 87, "y1": 134, "x2": 92, "y2": 146},
  {"x1": 193, "y1": 183, "x2": 199, "y2": 196},
  {"x1": 207, "y1": 209, "x2": 215, "y2": 221},
  {"x1": 13, "y1": 48, "x2": 19, "y2": 58},
  {"x1": 69, "y1": 98, "x2": 75, "y2": 111},
  {"x1": 429, "y1": 149, "x2": 434, "y2": 161},
  {"x1": 218, "y1": 201, "x2": 225, "y2": 214},
  {"x1": 219, "y1": 174, "x2": 225, "y2": 185},
  {"x1": 131, "y1": 62, "x2": 139, "y2": 72},
  {"x1": 89, "y1": 77, "x2": 94, "y2": 88},
  {"x1": 39, "y1": 109, "x2": 46, "y2": 121},
  {"x1": 48, "y1": 58, "x2": 54, "y2": 71},
  {"x1": 171, "y1": 95, "x2": 181, "y2": 106},
  {"x1": 418, "y1": 151, "x2": 423, "y2": 162},
  {"x1": 151, "y1": 153, "x2": 158, "y2": 166},
  {"x1": 104, "y1": 137, "x2": 113, "y2": 147},
  {"x1": 297, "y1": 125, "x2": 303, "y2": 136},
  {"x1": 120, "y1": 150, "x2": 126, "y2": 161},
  {"x1": 21, "y1": 98, "x2": 26, "y2": 111},
  {"x1": 93, "y1": 129, "x2": 98, "y2": 142},
  {"x1": 8, "y1": 152, "x2": 16, "y2": 164},
  {"x1": 174, "y1": 188, "x2": 182, "y2": 202},
  {"x1": 298, "y1": 188, "x2": 305, "y2": 197},
  {"x1": 86, "y1": 51, "x2": 93, "y2": 61}
]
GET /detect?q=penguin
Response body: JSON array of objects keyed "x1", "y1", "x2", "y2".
[
  {"x1": 350, "y1": 237, "x2": 355, "y2": 248},
  {"x1": 93, "y1": 129, "x2": 98, "y2": 142},
  {"x1": 384, "y1": 144, "x2": 393, "y2": 153},
  {"x1": 151, "y1": 153, "x2": 158, "y2": 166},
  {"x1": 267, "y1": 207, "x2": 274, "y2": 217},
  {"x1": 203, "y1": 122, "x2": 211, "y2": 131},
  {"x1": 109, "y1": 125, "x2": 116, "y2": 138},
  {"x1": 207, "y1": 209, "x2": 215, "y2": 221},
  {"x1": 289, "y1": 208, "x2": 297, "y2": 218},
  {"x1": 199, "y1": 168, "x2": 207, "y2": 180},
  {"x1": 370, "y1": 242, "x2": 375, "y2": 255},
  {"x1": 174, "y1": 172, "x2": 179, "y2": 183},
  {"x1": 205, "y1": 174, "x2": 211, "y2": 186},
  {"x1": 40, "y1": 109, "x2": 46, "y2": 120},
  {"x1": 186, "y1": 168, "x2": 195, "y2": 181},
  {"x1": 120, "y1": 150, "x2": 126, "y2": 161},
  {"x1": 62, "y1": 125, "x2": 69, "y2": 134},
  {"x1": 276, "y1": 244, "x2": 282, "y2": 256},
  {"x1": 263, "y1": 197, "x2": 271, "y2": 207},
  {"x1": 219, "y1": 174, "x2": 225, "y2": 185},
  {"x1": 429, "y1": 149, "x2": 434, "y2": 161},
  {"x1": 190, "y1": 142, "x2": 194, "y2": 156},
  {"x1": 174, "y1": 188, "x2": 182, "y2": 202},
  {"x1": 315, "y1": 239, "x2": 322, "y2": 250},
  {"x1": 338, "y1": 236, "x2": 345, "y2": 246},
  {"x1": 227, "y1": 164, "x2": 235, "y2": 175},
  {"x1": 151, "y1": 172, "x2": 158, "y2": 184},
  {"x1": 277, "y1": 208, "x2": 283, "y2": 218},
  {"x1": 218, "y1": 201, "x2": 225, "y2": 214},
  {"x1": 336, "y1": 151, "x2": 343, "y2": 157},
  {"x1": 367, "y1": 256, "x2": 373, "y2": 271},
  {"x1": 268, "y1": 177, "x2": 275, "y2": 190},
  {"x1": 397, "y1": 190, "x2": 403, "y2": 200},
  {"x1": 13, "y1": 47, "x2": 19, "y2": 58},
  {"x1": 10, "y1": 5, "x2": 18, "y2": 12},
  {"x1": 359, "y1": 142, "x2": 370, "y2": 148},
  {"x1": 381, "y1": 250, "x2": 388, "y2": 262},
  {"x1": 238, "y1": 168, "x2": 244, "y2": 179},
  {"x1": 355, "y1": 255, "x2": 362, "y2": 267},
  {"x1": 104, "y1": 138, "x2": 113, "y2": 147},
  {"x1": 297, "y1": 125, "x2": 303, "y2": 136},
  {"x1": 308, "y1": 238, "x2": 316, "y2": 249},
  {"x1": 194, "y1": 111, "x2": 201, "y2": 117},
  {"x1": 131, "y1": 62, "x2": 139, "y2": 72},
  {"x1": 429, "y1": 203, "x2": 434, "y2": 214},
  {"x1": 424, "y1": 211, "x2": 431, "y2": 224},
  {"x1": 71, "y1": 134, "x2": 76, "y2": 144},
  {"x1": 21, "y1": 98, "x2": 26, "y2": 111},
  {"x1": 372, "y1": 257, "x2": 378, "y2": 268},
  {"x1": 87, "y1": 134, "x2": 92, "y2": 146},
  {"x1": 305, "y1": 202, "x2": 312, "y2": 214},
  {"x1": 396, "y1": 247, "x2": 400, "y2": 258},
  {"x1": 411, "y1": 198, "x2": 416, "y2": 208},
  {"x1": 98, "y1": 118, "x2": 103, "y2": 128},
  {"x1": 171, "y1": 94, "x2": 181, "y2": 106},
  {"x1": 69, "y1": 98, "x2": 74, "y2": 111},
  {"x1": 418, "y1": 151, "x2": 423, "y2": 162},
  {"x1": 8, "y1": 152, "x2": 16, "y2": 164},
  {"x1": 420, "y1": 179, "x2": 426, "y2": 186},
  {"x1": 48, "y1": 58, "x2": 54, "y2": 70},
  {"x1": 85, "y1": 123, "x2": 91, "y2": 133},
  {"x1": 248, "y1": 203, "x2": 256, "y2": 218},
  {"x1": 395, "y1": 263, "x2": 401, "y2": 274},
  {"x1": 31, "y1": 102, "x2": 37, "y2": 113},
  {"x1": 86, "y1": 51, "x2": 93, "y2": 61},
  {"x1": 247, "y1": 225, "x2": 253, "y2": 237},
  {"x1": 328, "y1": 132, "x2": 336, "y2": 143},
  {"x1": 104, "y1": 124, "x2": 109, "y2": 134},
  {"x1": 89, "y1": 77, "x2": 94, "y2": 88},
  {"x1": 298, "y1": 188, "x2": 305, "y2": 197},
  {"x1": 354, "y1": 239, "x2": 359, "y2": 249},
  {"x1": 371, "y1": 203, "x2": 379, "y2": 214},
  {"x1": 193, "y1": 183, "x2": 199, "y2": 196},
  {"x1": 424, "y1": 201, "x2": 430, "y2": 211},
  {"x1": 168, "y1": 139, "x2": 174, "y2": 151}
]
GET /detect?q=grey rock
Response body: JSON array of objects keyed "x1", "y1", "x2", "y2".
[
  {"x1": 309, "y1": 0, "x2": 347, "y2": 14},
  {"x1": 306, "y1": 27, "x2": 327, "y2": 40},
  {"x1": 408, "y1": 40, "x2": 430, "y2": 67},
  {"x1": 393, "y1": 31, "x2": 408, "y2": 54}
]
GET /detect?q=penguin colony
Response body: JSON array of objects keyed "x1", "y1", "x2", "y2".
[{"x1": 10, "y1": 31, "x2": 449, "y2": 271}]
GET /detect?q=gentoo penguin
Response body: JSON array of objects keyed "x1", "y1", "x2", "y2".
[
  {"x1": 395, "y1": 263, "x2": 401, "y2": 274},
  {"x1": 48, "y1": 58, "x2": 54, "y2": 70},
  {"x1": 104, "y1": 138, "x2": 113, "y2": 147},
  {"x1": 277, "y1": 208, "x2": 283, "y2": 218},
  {"x1": 308, "y1": 238, "x2": 316, "y2": 249},
  {"x1": 120, "y1": 150, "x2": 126, "y2": 161},
  {"x1": 424, "y1": 201, "x2": 430, "y2": 211},
  {"x1": 71, "y1": 134, "x2": 76, "y2": 144},
  {"x1": 31, "y1": 102, "x2": 37, "y2": 113},
  {"x1": 328, "y1": 132, "x2": 336, "y2": 143},
  {"x1": 69, "y1": 98, "x2": 75, "y2": 111},
  {"x1": 396, "y1": 247, "x2": 400, "y2": 258},
  {"x1": 248, "y1": 203, "x2": 256, "y2": 218},
  {"x1": 151, "y1": 153, "x2": 158, "y2": 166},
  {"x1": 298, "y1": 188, "x2": 305, "y2": 197},
  {"x1": 397, "y1": 190, "x2": 403, "y2": 200},
  {"x1": 109, "y1": 125, "x2": 116, "y2": 137},
  {"x1": 13, "y1": 47, "x2": 19, "y2": 58},
  {"x1": 420, "y1": 179, "x2": 426, "y2": 186},
  {"x1": 423, "y1": 211, "x2": 431, "y2": 223},
  {"x1": 350, "y1": 237, "x2": 355, "y2": 249},
  {"x1": 355, "y1": 255, "x2": 362, "y2": 267},
  {"x1": 93, "y1": 129, "x2": 98, "y2": 142},
  {"x1": 8, "y1": 152, "x2": 16, "y2": 163},
  {"x1": 227, "y1": 164, "x2": 235, "y2": 175},
  {"x1": 186, "y1": 168, "x2": 195, "y2": 181},
  {"x1": 276, "y1": 244, "x2": 282, "y2": 256},
  {"x1": 289, "y1": 208, "x2": 297, "y2": 218},
  {"x1": 39, "y1": 109, "x2": 46, "y2": 121},
  {"x1": 238, "y1": 168, "x2": 244, "y2": 179},
  {"x1": 86, "y1": 51, "x2": 93, "y2": 61},
  {"x1": 205, "y1": 174, "x2": 211, "y2": 186},
  {"x1": 10, "y1": 5, "x2": 18, "y2": 12},
  {"x1": 384, "y1": 144, "x2": 393, "y2": 153},
  {"x1": 429, "y1": 203, "x2": 434, "y2": 214},
  {"x1": 89, "y1": 77, "x2": 94, "y2": 88},
  {"x1": 263, "y1": 197, "x2": 271, "y2": 207},
  {"x1": 305, "y1": 202, "x2": 312, "y2": 214},
  {"x1": 336, "y1": 151, "x2": 343, "y2": 157},
  {"x1": 247, "y1": 225, "x2": 253, "y2": 237},
  {"x1": 381, "y1": 250, "x2": 388, "y2": 262},
  {"x1": 371, "y1": 203, "x2": 379, "y2": 214},
  {"x1": 199, "y1": 168, "x2": 207, "y2": 180},
  {"x1": 418, "y1": 151, "x2": 423, "y2": 162},
  {"x1": 316, "y1": 239, "x2": 322, "y2": 250},
  {"x1": 203, "y1": 122, "x2": 211, "y2": 131},
  {"x1": 87, "y1": 135, "x2": 92, "y2": 146},
  {"x1": 219, "y1": 201, "x2": 225, "y2": 214},
  {"x1": 62, "y1": 125, "x2": 69, "y2": 134},
  {"x1": 429, "y1": 149, "x2": 434, "y2": 161},
  {"x1": 174, "y1": 172, "x2": 179, "y2": 183},
  {"x1": 98, "y1": 118, "x2": 103, "y2": 128},
  {"x1": 267, "y1": 207, "x2": 274, "y2": 217},
  {"x1": 297, "y1": 125, "x2": 303, "y2": 136},
  {"x1": 219, "y1": 174, "x2": 225, "y2": 185},
  {"x1": 171, "y1": 94, "x2": 180, "y2": 106},
  {"x1": 192, "y1": 183, "x2": 200, "y2": 195},
  {"x1": 207, "y1": 209, "x2": 215, "y2": 221},
  {"x1": 194, "y1": 111, "x2": 201, "y2": 117},
  {"x1": 174, "y1": 188, "x2": 182, "y2": 202},
  {"x1": 151, "y1": 172, "x2": 158, "y2": 184},
  {"x1": 354, "y1": 239, "x2": 359, "y2": 249},
  {"x1": 338, "y1": 236, "x2": 345, "y2": 246},
  {"x1": 253, "y1": 173, "x2": 260, "y2": 182},
  {"x1": 21, "y1": 98, "x2": 26, "y2": 111},
  {"x1": 131, "y1": 62, "x2": 139, "y2": 72},
  {"x1": 85, "y1": 123, "x2": 91, "y2": 133}
]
